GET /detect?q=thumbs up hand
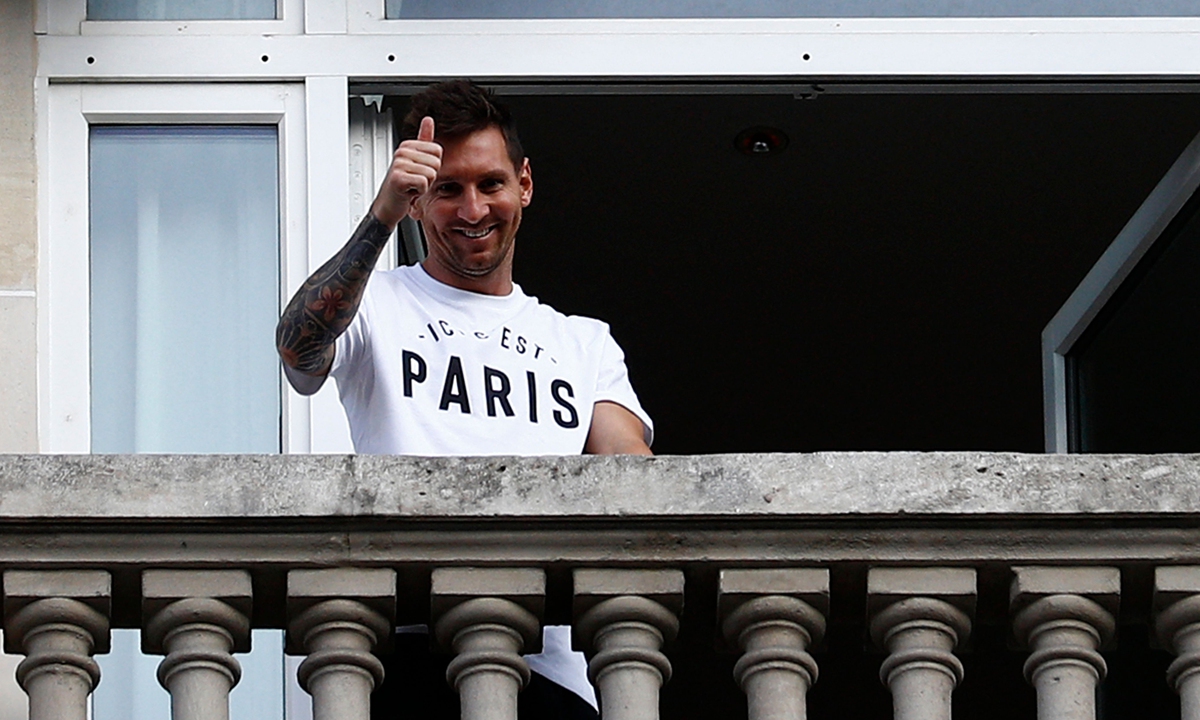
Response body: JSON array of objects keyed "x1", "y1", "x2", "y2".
[{"x1": 371, "y1": 116, "x2": 443, "y2": 228}]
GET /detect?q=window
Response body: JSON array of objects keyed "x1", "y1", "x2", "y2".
[
  {"x1": 1069, "y1": 190, "x2": 1200, "y2": 452},
  {"x1": 1044, "y1": 127, "x2": 1200, "y2": 452},
  {"x1": 42, "y1": 83, "x2": 312, "y2": 453},
  {"x1": 42, "y1": 0, "x2": 303, "y2": 37},
  {"x1": 89, "y1": 125, "x2": 280, "y2": 453},
  {"x1": 385, "y1": 0, "x2": 1200, "y2": 19},
  {"x1": 87, "y1": 0, "x2": 277, "y2": 21},
  {"x1": 371, "y1": 85, "x2": 1200, "y2": 453}
]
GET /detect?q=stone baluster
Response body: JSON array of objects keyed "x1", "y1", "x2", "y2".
[
  {"x1": 718, "y1": 569, "x2": 828, "y2": 720},
  {"x1": 573, "y1": 569, "x2": 684, "y2": 720},
  {"x1": 431, "y1": 568, "x2": 545, "y2": 720},
  {"x1": 142, "y1": 570, "x2": 253, "y2": 720},
  {"x1": 867, "y1": 567, "x2": 976, "y2": 720},
  {"x1": 1154, "y1": 566, "x2": 1200, "y2": 720},
  {"x1": 1011, "y1": 566, "x2": 1119, "y2": 720},
  {"x1": 3, "y1": 570, "x2": 111, "y2": 720},
  {"x1": 287, "y1": 568, "x2": 396, "y2": 720}
]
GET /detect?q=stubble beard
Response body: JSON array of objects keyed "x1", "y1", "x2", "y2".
[{"x1": 432, "y1": 228, "x2": 516, "y2": 280}]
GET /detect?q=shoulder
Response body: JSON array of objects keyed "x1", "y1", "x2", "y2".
[
  {"x1": 522, "y1": 294, "x2": 612, "y2": 343},
  {"x1": 359, "y1": 264, "x2": 420, "y2": 303},
  {"x1": 373, "y1": 263, "x2": 421, "y2": 287}
]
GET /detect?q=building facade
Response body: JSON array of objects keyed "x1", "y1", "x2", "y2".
[{"x1": 3, "y1": 1, "x2": 1200, "y2": 719}]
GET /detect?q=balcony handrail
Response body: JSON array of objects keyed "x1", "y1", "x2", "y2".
[{"x1": 1, "y1": 452, "x2": 1198, "y2": 521}]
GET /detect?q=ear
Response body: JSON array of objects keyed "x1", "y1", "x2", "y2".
[
  {"x1": 407, "y1": 194, "x2": 425, "y2": 221},
  {"x1": 518, "y1": 158, "x2": 533, "y2": 208}
]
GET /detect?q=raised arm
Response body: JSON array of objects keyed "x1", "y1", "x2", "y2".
[{"x1": 276, "y1": 117, "x2": 442, "y2": 393}]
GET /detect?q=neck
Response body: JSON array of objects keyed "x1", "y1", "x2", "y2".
[{"x1": 420, "y1": 258, "x2": 514, "y2": 296}]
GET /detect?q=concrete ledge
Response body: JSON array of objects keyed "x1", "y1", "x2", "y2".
[{"x1": 0, "y1": 452, "x2": 1197, "y2": 520}]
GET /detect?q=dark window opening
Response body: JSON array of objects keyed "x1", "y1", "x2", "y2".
[
  {"x1": 374, "y1": 85, "x2": 1200, "y2": 454},
  {"x1": 1068, "y1": 181, "x2": 1200, "y2": 453}
]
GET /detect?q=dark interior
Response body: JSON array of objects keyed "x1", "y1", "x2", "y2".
[
  {"x1": 1072, "y1": 182, "x2": 1200, "y2": 453},
  {"x1": 377, "y1": 85, "x2": 1200, "y2": 455}
]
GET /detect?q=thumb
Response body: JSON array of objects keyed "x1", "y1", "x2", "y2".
[{"x1": 418, "y1": 116, "x2": 435, "y2": 142}]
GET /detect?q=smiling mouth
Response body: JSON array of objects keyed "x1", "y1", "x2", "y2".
[{"x1": 455, "y1": 225, "x2": 497, "y2": 239}]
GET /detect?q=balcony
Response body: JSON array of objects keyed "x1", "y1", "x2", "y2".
[{"x1": 1, "y1": 452, "x2": 1199, "y2": 720}]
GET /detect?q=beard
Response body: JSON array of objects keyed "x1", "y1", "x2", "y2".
[{"x1": 427, "y1": 225, "x2": 517, "y2": 280}]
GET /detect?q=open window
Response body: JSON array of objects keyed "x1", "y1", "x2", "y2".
[
  {"x1": 361, "y1": 83, "x2": 1200, "y2": 454},
  {"x1": 1043, "y1": 127, "x2": 1200, "y2": 453}
]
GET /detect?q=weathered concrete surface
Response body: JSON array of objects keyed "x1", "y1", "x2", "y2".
[
  {"x1": 0, "y1": 453, "x2": 1198, "y2": 520},
  {"x1": 0, "y1": 0, "x2": 38, "y2": 454},
  {"x1": 0, "y1": 298, "x2": 36, "y2": 453},
  {"x1": 717, "y1": 569, "x2": 829, "y2": 616},
  {"x1": 0, "y1": 0, "x2": 36, "y2": 290}
]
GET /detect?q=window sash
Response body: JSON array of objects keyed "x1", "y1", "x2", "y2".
[
  {"x1": 1041, "y1": 127, "x2": 1200, "y2": 452},
  {"x1": 41, "y1": 83, "x2": 316, "y2": 453}
]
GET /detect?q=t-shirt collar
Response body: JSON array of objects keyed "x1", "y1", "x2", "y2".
[{"x1": 409, "y1": 262, "x2": 527, "y2": 309}]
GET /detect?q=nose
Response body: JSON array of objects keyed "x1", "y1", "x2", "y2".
[{"x1": 457, "y1": 187, "x2": 487, "y2": 224}]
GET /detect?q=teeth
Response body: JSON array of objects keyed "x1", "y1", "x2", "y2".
[{"x1": 458, "y1": 226, "x2": 494, "y2": 239}]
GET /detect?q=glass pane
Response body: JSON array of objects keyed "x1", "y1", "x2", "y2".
[
  {"x1": 1070, "y1": 191, "x2": 1200, "y2": 452},
  {"x1": 89, "y1": 125, "x2": 280, "y2": 454},
  {"x1": 88, "y1": 0, "x2": 276, "y2": 20},
  {"x1": 387, "y1": 0, "x2": 1200, "y2": 19},
  {"x1": 94, "y1": 629, "x2": 286, "y2": 720},
  {"x1": 0, "y1": 635, "x2": 22, "y2": 720}
]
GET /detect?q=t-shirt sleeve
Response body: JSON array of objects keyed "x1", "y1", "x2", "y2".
[{"x1": 595, "y1": 330, "x2": 654, "y2": 447}]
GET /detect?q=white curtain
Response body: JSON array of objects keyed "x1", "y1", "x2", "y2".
[{"x1": 90, "y1": 125, "x2": 280, "y2": 454}]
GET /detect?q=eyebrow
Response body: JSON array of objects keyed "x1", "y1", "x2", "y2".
[{"x1": 437, "y1": 168, "x2": 511, "y2": 184}]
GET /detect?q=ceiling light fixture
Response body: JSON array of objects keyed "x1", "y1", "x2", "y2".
[{"x1": 734, "y1": 126, "x2": 789, "y2": 156}]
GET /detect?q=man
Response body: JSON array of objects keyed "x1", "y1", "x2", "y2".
[
  {"x1": 276, "y1": 80, "x2": 652, "y2": 456},
  {"x1": 276, "y1": 80, "x2": 652, "y2": 718}
]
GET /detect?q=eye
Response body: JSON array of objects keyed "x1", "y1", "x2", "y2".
[{"x1": 436, "y1": 182, "x2": 460, "y2": 196}]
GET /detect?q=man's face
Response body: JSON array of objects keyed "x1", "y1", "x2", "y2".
[{"x1": 410, "y1": 125, "x2": 532, "y2": 286}]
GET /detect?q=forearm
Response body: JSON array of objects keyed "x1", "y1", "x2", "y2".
[{"x1": 276, "y1": 213, "x2": 394, "y2": 376}]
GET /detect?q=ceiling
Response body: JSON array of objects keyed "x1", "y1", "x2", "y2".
[{"x1": 384, "y1": 86, "x2": 1200, "y2": 454}]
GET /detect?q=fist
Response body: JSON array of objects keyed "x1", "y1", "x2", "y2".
[{"x1": 372, "y1": 116, "x2": 442, "y2": 227}]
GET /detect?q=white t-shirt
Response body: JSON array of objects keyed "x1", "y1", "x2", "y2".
[{"x1": 331, "y1": 264, "x2": 652, "y2": 455}]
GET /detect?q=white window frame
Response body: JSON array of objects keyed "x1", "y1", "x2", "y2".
[
  {"x1": 35, "y1": 15, "x2": 1200, "y2": 80},
  {"x1": 1041, "y1": 127, "x2": 1200, "y2": 453},
  {"x1": 37, "y1": 82, "x2": 336, "y2": 453}
]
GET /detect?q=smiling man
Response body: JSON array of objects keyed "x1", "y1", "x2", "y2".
[
  {"x1": 275, "y1": 80, "x2": 652, "y2": 718},
  {"x1": 276, "y1": 79, "x2": 651, "y2": 456}
]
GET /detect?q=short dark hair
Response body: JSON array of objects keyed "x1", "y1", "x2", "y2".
[{"x1": 401, "y1": 80, "x2": 524, "y2": 169}]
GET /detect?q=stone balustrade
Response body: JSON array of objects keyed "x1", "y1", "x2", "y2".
[{"x1": 1, "y1": 452, "x2": 1200, "y2": 720}]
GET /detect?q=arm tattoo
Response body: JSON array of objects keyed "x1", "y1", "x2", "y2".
[{"x1": 276, "y1": 213, "x2": 395, "y2": 376}]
